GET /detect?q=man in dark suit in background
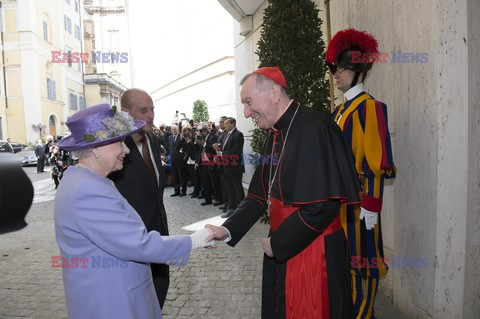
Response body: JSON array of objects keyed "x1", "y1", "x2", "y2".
[
  {"x1": 168, "y1": 124, "x2": 188, "y2": 197},
  {"x1": 199, "y1": 126, "x2": 221, "y2": 206},
  {"x1": 213, "y1": 117, "x2": 245, "y2": 218},
  {"x1": 216, "y1": 116, "x2": 228, "y2": 212},
  {"x1": 34, "y1": 139, "x2": 45, "y2": 173},
  {"x1": 191, "y1": 134, "x2": 204, "y2": 198},
  {"x1": 109, "y1": 88, "x2": 170, "y2": 309}
]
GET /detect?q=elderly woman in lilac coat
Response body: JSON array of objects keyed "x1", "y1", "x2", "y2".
[{"x1": 54, "y1": 104, "x2": 212, "y2": 319}]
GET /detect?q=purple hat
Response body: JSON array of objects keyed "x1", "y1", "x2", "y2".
[{"x1": 58, "y1": 103, "x2": 145, "y2": 151}]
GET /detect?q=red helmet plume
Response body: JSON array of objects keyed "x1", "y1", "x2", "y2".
[{"x1": 326, "y1": 28, "x2": 379, "y2": 72}]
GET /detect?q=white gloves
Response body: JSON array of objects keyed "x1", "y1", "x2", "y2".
[
  {"x1": 189, "y1": 228, "x2": 215, "y2": 249},
  {"x1": 359, "y1": 208, "x2": 378, "y2": 230}
]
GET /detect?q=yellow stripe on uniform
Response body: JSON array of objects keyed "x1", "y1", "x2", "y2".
[
  {"x1": 351, "y1": 111, "x2": 366, "y2": 174},
  {"x1": 364, "y1": 101, "x2": 384, "y2": 175}
]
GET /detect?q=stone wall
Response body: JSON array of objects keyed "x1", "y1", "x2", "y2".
[{"x1": 317, "y1": 0, "x2": 480, "y2": 317}]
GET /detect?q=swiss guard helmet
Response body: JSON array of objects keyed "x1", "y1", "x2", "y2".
[{"x1": 325, "y1": 28, "x2": 379, "y2": 88}]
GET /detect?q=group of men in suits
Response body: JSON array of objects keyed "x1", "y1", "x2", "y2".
[{"x1": 168, "y1": 115, "x2": 246, "y2": 219}]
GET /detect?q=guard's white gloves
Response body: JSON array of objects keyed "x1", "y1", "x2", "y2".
[
  {"x1": 189, "y1": 228, "x2": 215, "y2": 249},
  {"x1": 359, "y1": 208, "x2": 378, "y2": 230}
]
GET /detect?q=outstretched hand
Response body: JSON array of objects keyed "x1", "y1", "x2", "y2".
[
  {"x1": 204, "y1": 224, "x2": 229, "y2": 246},
  {"x1": 189, "y1": 228, "x2": 216, "y2": 249}
]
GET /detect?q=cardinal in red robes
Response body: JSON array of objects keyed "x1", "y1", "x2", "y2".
[{"x1": 207, "y1": 67, "x2": 360, "y2": 319}]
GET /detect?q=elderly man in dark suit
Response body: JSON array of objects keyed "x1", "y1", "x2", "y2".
[
  {"x1": 199, "y1": 126, "x2": 221, "y2": 206},
  {"x1": 34, "y1": 139, "x2": 45, "y2": 173},
  {"x1": 168, "y1": 124, "x2": 188, "y2": 196},
  {"x1": 216, "y1": 116, "x2": 228, "y2": 212},
  {"x1": 213, "y1": 117, "x2": 245, "y2": 218},
  {"x1": 109, "y1": 88, "x2": 170, "y2": 309}
]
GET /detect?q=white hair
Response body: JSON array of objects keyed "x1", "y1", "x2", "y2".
[{"x1": 72, "y1": 148, "x2": 93, "y2": 159}]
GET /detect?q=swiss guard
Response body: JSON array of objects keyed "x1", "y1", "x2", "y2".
[{"x1": 326, "y1": 28, "x2": 397, "y2": 319}]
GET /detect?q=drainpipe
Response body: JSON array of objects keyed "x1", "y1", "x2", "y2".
[
  {"x1": 0, "y1": 1, "x2": 10, "y2": 138},
  {"x1": 324, "y1": 0, "x2": 335, "y2": 112}
]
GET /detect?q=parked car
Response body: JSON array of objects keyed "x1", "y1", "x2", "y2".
[
  {"x1": 0, "y1": 141, "x2": 27, "y2": 153},
  {"x1": 16, "y1": 145, "x2": 37, "y2": 166}
]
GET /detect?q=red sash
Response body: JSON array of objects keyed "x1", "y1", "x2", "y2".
[{"x1": 270, "y1": 197, "x2": 341, "y2": 319}]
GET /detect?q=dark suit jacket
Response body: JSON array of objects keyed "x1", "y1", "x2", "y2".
[
  {"x1": 109, "y1": 133, "x2": 169, "y2": 236},
  {"x1": 35, "y1": 144, "x2": 45, "y2": 159},
  {"x1": 219, "y1": 128, "x2": 245, "y2": 175},
  {"x1": 204, "y1": 133, "x2": 218, "y2": 171},
  {"x1": 217, "y1": 130, "x2": 228, "y2": 146},
  {"x1": 157, "y1": 133, "x2": 169, "y2": 155},
  {"x1": 194, "y1": 143, "x2": 204, "y2": 165},
  {"x1": 216, "y1": 131, "x2": 228, "y2": 174},
  {"x1": 168, "y1": 134, "x2": 187, "y2": 164}
]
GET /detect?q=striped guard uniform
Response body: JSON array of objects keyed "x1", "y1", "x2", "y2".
[{"x1": 331, "y1": 84, "x2": 396, "y2": 319}]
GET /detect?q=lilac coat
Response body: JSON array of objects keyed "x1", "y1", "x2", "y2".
[{"x1": 54, "y1": 166, "x2": 191, "y2": 319}]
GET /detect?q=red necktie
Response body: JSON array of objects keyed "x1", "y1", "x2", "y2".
[{"x1": 141, "y1": 135, "x2": 158, "y2": 188}]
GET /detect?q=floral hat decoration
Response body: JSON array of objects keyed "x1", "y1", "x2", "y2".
[{"x1": 58, "y1": 103, "x2": 145, "y2": 151}]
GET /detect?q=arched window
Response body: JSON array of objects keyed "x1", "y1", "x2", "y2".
[{"x1": 49, "y1": 115, "x2": 57, "y2": 137}]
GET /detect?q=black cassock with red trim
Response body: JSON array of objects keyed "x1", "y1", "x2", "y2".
[{"x1": 223, "y1": 101, "x2": 360, "y2": 319}]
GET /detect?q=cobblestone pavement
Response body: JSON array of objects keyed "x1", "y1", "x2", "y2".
[{"x1": 0, "y1": 167, "x2": 407, "y2": 319}]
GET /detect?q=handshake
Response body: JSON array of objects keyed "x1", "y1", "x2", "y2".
[
  {"x1": 188, "y1": 225, "x2": 230, "y2": 250},
  {"x1": 188, "y1": 225, "x2": 274, "y2": 257}
]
